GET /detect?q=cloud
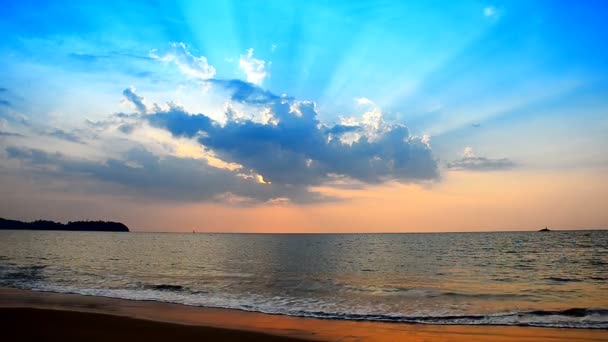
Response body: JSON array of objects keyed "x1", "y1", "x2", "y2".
[
  {"x1": 355, "y1": 97, "x2": 374, "y2": 106},
  {"x1": 145, "y1": 104, "x2": 214, "y2": 138},
  {"x1": 4, "y1": 145, "x2": 330, "y2": 204},
  {"x1": 0, "y1": 108, "x2": 83, "y2": 143},
  {"x1": 122, "y1": 87, "x2": 148, "y2": 114},
  {"x1": 207, "y1": 79, "x2": 283, "y2": 105},
  {"x1": 0, "y1": 110, "x2": 29, "y2": 127},
  {"x1": 0, "y1": 87, "x2": 11, "y2": 107},
  {"x1": 150, "y1": 42, "x2": 216, "y2": 79},
  {"x1": 0, "y1": 110, "x2": 84, "y2": 144},
  {"x1": 3, "y1": 84, "x2": 439, "y2": 205},
  {"x1": 133, "y1": 87, "x2": 439, "y2": 186},
  {"x1": 483, "y1": 6, "x2": 496, "y2": 17},
  {"x1": 239, "y1": 48, "x2": 268, "y2": 85},
  {"x1": 0, "y1": 131, "x2": 24, "y2": 137},
  {"x1": 44, "y1": 129, "x2": 83, "y2": 144},
  {"x1": 6, "y1": 146, "x2": 60, "y2": 164},
  {"x1": 463, "y1": 146, "x2": 475, "y2": 158},
  {"x1": 447, "y1": 147, "x2": 515, "y2": 171},
  {"x1": 68, "y1": 53, "x2": 108, "y2": 63}
]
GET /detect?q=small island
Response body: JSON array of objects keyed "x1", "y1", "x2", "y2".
[
  {"x1": 538, "y1": 227, "x2": 551, "y2": 232},
  {"x1": 0, "y1": 218, "x2": 129, "y2": 232}
]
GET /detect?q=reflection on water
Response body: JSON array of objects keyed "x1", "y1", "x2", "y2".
[{"x1": 0, "y1": 230, "x2": 607, "y2": 327}]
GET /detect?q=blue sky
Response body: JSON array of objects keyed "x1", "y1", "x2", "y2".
[{"x1": 0, "y1": 0, "x2": 607, "y2": 231}]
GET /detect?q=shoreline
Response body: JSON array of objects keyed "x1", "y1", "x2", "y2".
[
  {"x1": 1, "y1": 307, "x2": 308, "y2": 342},
  {"x1": 1, "y1": 287, "x2": 606, "y2": 341}
]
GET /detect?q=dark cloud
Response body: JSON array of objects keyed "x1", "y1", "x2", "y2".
[
  {"x1": 131, "y1": 87, "x2": 439, "y2": 187},
  {"x1": 0, "y1": 108, "x2": 83, "y2": 143},
  {"x1": 122, "y1": 87, "x2": 147, "y2": 114},
  {"x1": 0, "y1": 131, "x2": 24, "y2": 137},
  {"x1": 69, "y1": 52, "x2": 154, "y2": 64},
  {"x1": 63, "y1": 50, "x2": 158, "y2": 81},
  {"x1": 447, "y1": 156, "x2": 516, "y2": 171},
  {"x1": 208, "y1": 79, "x2": 284, "y2": 104},
  {"x1": 0, "y1": 109, "x2": 30, "y2": 127},
  {"x1": 2, "y1": 84, "x2": 440, "y2": 205},
  {"x1": 4, "y1": 146, "x2": 331, "y2": 204},
  {"x1": 0, "y1": 87, "x2": 10, "y2": 107},
  {"x1": 117, "y1": 123, "x2": 136, "y2": 134},
  {"x1": 45, "y1": 129, "x2": 83, "y2": 144},
  {"x1": 146, "y1": 105, "x2": 214, "y2": 137},
  {"x1": 325, "y1": 124, "x2": 361, "y2": 135},
  {"x1": 6, "y1": 146, "x2": 60, "y2": 164}
]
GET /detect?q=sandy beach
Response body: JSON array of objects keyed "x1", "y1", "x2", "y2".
[
  {"x1": 1, "y1": 287, "x2": 606, "y2": 342},
  {"x1": 2, "y1": 308, "x2": 309, "y2": 342}
]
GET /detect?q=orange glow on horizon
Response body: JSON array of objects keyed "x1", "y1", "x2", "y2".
[{"x1": 1, "y1": 167, "x2": 606, "y2": 233}]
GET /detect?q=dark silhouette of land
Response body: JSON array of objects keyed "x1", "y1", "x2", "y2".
[
  {"x1": 539, "y1": 227, "x2": 551, "y2": 232},
  {"x1": 0, "y1": 218, "x2": 129, "y2": 232}
]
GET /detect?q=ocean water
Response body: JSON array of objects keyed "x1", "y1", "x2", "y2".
[{"x1": 0, "y1": 230, "x2": 607, "y2": 328}]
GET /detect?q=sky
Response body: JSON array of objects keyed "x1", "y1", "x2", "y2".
[{"x1": 0, "y1": 0, "x2": 607, "y2": 232}]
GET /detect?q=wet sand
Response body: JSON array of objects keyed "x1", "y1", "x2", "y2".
[
  {"x1": 1, "y1": 287, "x2": 606, "y2": 342},
  {"x1": 2, "y1": 308, "x2": 309, "y2": 342}
]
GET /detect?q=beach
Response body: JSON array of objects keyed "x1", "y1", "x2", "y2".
[
  {"x1": 2, "y1": 0, "x2": 607, "y2": 339},
  {"x1": 1, "y1": 287, "x2": 606, "y2": 342}
]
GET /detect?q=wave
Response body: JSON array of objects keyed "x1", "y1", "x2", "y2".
[
  {"x1": 342, "y1": 285, "x2": 533, "y2": 300},
  {"x1": 0, "y1": 264, "x2": 47, "y2": 285},
  {"x1": 544, "y1": 277, "x2": 582, "y2": 283},
  {"x1": 298, "y1": 308, "x2": 608, "y2": 328},
  {"x1": 16, "y1": 284, "x2": 608, "y2": 329},
  {"x1": 144, "y1": 284, "x2": 186, "y2": 291},
  {"x1": 1, "y1": 262, "x2": 605, "y2": 329}
]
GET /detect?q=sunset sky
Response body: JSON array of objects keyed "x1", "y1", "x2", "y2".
[{"x1": 0, "y1": 1, "x2": 607, "y2": 232}]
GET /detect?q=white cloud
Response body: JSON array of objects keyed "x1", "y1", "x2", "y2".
[
  {"x1": 447, "y1": 147, "x2": 516, "y2": 171},
  {"x1": 339, "y1": 106, "x2": 390, "y2": 144},
  {"x1": 150, "y1": 42, "x2": 216, "y2": 79},
  {"x1": 484, "y1": 6, "x2": 496, "y2": 17},
  {"x1": 355, "y1": 97, "x2": 374, "y2": 106},
  {"x1": 421, "y1": 134, "x2": 431, "y2": 146},
  {"x1": 463, "y1": 146, "x2": 475, "y2": 158},
  {"x1": 239, "y1": 48, "x2": 268, "y2": 85}
]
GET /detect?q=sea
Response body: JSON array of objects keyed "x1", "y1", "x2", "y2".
[{"x1": 0, "y1": 230, "x2": 606, "y2": 328}]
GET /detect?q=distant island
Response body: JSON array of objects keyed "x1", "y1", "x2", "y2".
[
  {"x1": 0, "y1": 218, "x2": 129, "y2": 232},
  {"x1": 538, "y1": 227, "x2": 551, "y2": 232}
]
